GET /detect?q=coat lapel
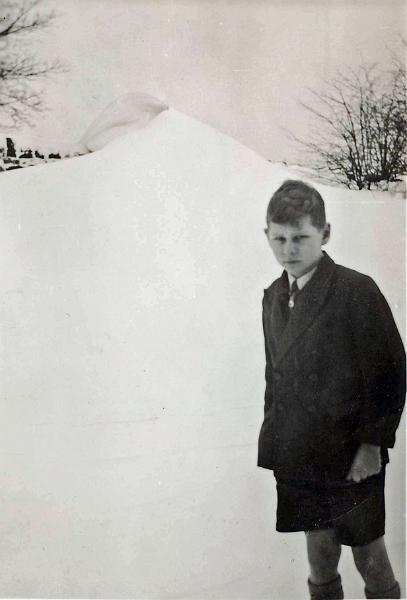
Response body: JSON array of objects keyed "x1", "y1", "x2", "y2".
[
  {"x1": 265, "y1": 253, "x2": 337, "y2": 367},
  {"x1": 263, "y1": 273, "x2": 289, "y2": 366}
]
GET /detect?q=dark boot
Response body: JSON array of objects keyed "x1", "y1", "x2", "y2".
[
  {"x1": 308, "y1": 575, "x2": 344, "y2": 600},
  {"x1": 365, "y1": 581, "x2": 401, "y2": 598}
]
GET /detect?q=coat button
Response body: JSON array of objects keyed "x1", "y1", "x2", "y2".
[
  {"x1": 309, "y1": 373, "x2": 318, "y2": 382},
  {"x1": 274, "y1": 372, "x2": 282, "y2": 381}
]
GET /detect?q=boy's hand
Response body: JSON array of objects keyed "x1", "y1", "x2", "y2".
[{"x1": 346, "y1": 443, "x2": 382, "y2": 483}]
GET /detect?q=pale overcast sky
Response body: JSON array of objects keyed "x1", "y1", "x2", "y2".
[{"x1": 8, "y1": 0, "x2": 406, "y2": 161}]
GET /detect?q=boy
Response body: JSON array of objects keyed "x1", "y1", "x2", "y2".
[{"x1": 257, "y1": 180, "x2": 406, "y2": 600}]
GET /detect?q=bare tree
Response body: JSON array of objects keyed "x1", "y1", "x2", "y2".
[
  {"x1": 292, "y1": 52, "x2": 406, "y2": 190},
  {"x1": 0, "y1": 0, "x2": 61, "y2": 129}
]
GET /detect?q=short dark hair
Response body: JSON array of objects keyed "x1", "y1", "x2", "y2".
[{"x1": 266, "y1": 179, "x2": 326, "y2": 229}]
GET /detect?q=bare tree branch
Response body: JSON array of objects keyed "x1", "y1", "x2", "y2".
[
  {"x1": 0, "y1": 0, "x2": 55, "y2": 38},
  {"x1": 0, "y1": 0, "x2": 62, "y2": 129},
  {"x1": 292, "y1": 56, "x2": 406, "y2": 190}
]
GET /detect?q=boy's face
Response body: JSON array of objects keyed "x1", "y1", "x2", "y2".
[{"x1": 265, "y1": 215, "x2": 330, "y2": 278}]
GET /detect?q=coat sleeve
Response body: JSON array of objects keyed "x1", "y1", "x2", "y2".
[
  {"x1": 349, "y1": 276, "x2": 406, "y2": 448},
  {"x1": 262, "y1": 295, "x2": 273, "y2": 417}
]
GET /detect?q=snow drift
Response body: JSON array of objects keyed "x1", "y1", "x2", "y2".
[{"x1": 0, "y1": 106, "x2": 404, "y2": 598}]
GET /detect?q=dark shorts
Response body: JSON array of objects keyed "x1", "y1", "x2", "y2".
[{"x1": 275, "y1": 469, "x2": 386, "y2": 546}]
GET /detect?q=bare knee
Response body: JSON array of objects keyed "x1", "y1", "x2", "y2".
[
  {"x1": 306, "y1": 529, "x2": 342, "y2": 585},
  {"x1": 352, "y1": 536, "x2": 387, "y2": 573},
  {"x1": 306, "y1": 529, "x2": 341, "y2": 556},
  {"x1": 352, "y1": 536, "x2": 396, "y2": 591}
]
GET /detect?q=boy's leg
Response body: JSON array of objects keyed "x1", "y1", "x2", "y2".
[
  {"x1": 351, "y1": 536, "x2": 400, "y2": 599},
  {"x1": 306, "y1": 529, "x2": 342, "y2": 584},
  {"x1": 306, "y1": 529, "x2": 344, "y2": 600}
]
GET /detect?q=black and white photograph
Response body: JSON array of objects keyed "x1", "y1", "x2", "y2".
[{"x1": 0, "y1": 1, "x2": 405, "y2": 599}]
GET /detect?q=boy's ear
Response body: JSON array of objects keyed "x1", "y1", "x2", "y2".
[{"x1": 322, "y1": 223, "x2": 331, "y2": 245}]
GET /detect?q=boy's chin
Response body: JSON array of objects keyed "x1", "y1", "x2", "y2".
[
  {"x1": 284, "y1": 263, "x2": 310, "y2": 278},
  {"x1": 283, "y1": 263, "x2": 303, "y2": 276},
  {"x1": 283, "y1": 258, "x2": 322, "y2": 278}
]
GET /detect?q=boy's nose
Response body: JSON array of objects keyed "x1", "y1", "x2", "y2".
[{"x1": 284, "y1": 242, "x2": 297, "y2": 258}]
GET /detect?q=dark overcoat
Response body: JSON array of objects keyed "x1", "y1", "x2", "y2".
[{"x1": 257, "y1": 252, "x2": 406, "y2": 483}]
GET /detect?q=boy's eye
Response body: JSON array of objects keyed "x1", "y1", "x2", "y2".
[{"x1": 272, "y1": 235, "x2": 309, "y2": 243}]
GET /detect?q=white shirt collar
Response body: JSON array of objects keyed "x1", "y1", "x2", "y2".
[{"x1": 287, "y1": 264, "x2": 318, "y2": 291}]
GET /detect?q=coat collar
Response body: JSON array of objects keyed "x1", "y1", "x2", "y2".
[{"x1": 265, "y1": 252, "x2": 336, "y2": 367}]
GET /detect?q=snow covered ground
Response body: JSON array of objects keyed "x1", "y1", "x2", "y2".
[{"x1": 0, "y1": 108, "x2": 404, "y2": 599}]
